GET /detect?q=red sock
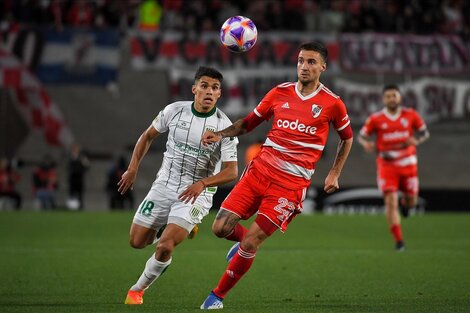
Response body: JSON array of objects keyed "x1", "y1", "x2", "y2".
[
  {"x1": 390, "y1": 224, "x2": 403, "y2": 242},
  {"x1": 213, "y1": 247, "x2": 255, "y2": 298},
  {"x1": 225, "y1": 223, "x2": 248, "y2": 242}
]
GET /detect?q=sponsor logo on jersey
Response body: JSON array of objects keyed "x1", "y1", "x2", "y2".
[
  {"x1": 175, "y1": 141, "x2": 211, "y2": 155},
  {"x1": 311, "y1": 104, "x2": 323, "y2": 118},
  {"x1": 177, "y1": 120, "x2": 190, "y2": 130},
  {"x1": 381, "y1": 123, "x2": 388, "y2": 129},
  {"x1": 205, "y1": 126, "x2": 216, "y2": 132},
  {"x1": 383, "y1": 130, "x2": 410, "y2": 141},
  {"x1": 281, "y1": 102, "x2": 290, "y2": 109},
  {"x1": 276, "y1": 118, "x2": 317, "y2": 135}
]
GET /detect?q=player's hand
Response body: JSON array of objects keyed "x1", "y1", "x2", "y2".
[
  {"x1": 324, "y1": 172, "x2": 339, "y2": 194},
  {"x1": 403, "y1": 137, "x2": 419, "y2": 147},
  {"x1": 178, "y1": 181, "x2": 206, "y2": 204},
  {"x1": 201, "y1": 131, "x2": 222, "y2": 146},
  {"x1": 363, "y1": 141, "x2": 375, "y2": 153},
  {"x1": 117, "y1": 169, "x2": 137, "y2": 195}
]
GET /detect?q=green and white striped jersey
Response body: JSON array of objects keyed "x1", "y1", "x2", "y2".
[{"x1": 152, "y1": 101, "x2": 238, "y2": 193}]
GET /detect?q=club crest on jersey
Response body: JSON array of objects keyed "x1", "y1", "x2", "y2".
[
  {"x1": 311, "y1": 104, "x2": 323, "y2": 118},
  {"x1": 400, "y1": 118, "x2": 409, "y2": 127}
]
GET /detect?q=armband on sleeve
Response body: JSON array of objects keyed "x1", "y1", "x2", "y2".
[
  {"x1": 338, "y1": 124, "x2": 353, "y2": 140},
  {"x1": 242, "y1": 111, "x2": 264, "y2": 132}
]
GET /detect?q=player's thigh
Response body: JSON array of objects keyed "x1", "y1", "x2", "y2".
[
  {"x1": 399, "y1": 166, "x2": 419, "y2": 196},
  {"x1": 168, "y1": 193, "x2": 214, "y2": 233},
  {"x1": 377, "y1": 165, "x2": 399, "y2": 193},
  {"x1": 257, "y1": 184, "x2": 306, "y2": 233},
  {"x1": 220, "y1": 169, "x2": 263, "y2": 220},
  {"x1": 129, "y1": 223, "x2": 156, "y2": 248}
]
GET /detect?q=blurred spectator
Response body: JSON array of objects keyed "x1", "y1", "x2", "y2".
[
  {"x1": 106, "y1": 155, "x2": 134, "y2": 210},
  {"x1": 66, "y1": 0, "x2": 94, "y2": 27},
  {"x1": 33, "y1": 154, "x2": 58, "y2": 210},
  {"x1": 0, "y1": 158, "x2": 22, "y2": 210},
  {"x1": 137, "y1": 0, "x2": 162, "y2": 31},
  {"x1": 50, "y1": 0, "x2": 65, "y2": 31},
  {"x1": 1, "y1": 0, "x2": 469, "y2": 36},
  {"x1": 67, "y1": 144, "x2": 89, "y2": 210}
]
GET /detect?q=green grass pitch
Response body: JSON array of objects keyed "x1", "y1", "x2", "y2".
[{"x1": 1, "y1": 211, "x2": 469, "y2": 313}]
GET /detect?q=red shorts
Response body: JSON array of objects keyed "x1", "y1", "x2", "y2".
[
  {"x1": 377, "y1": 164, "x2": 419, "y2": 195},
  {"x1": 221, "y1": 166, "x2": 307, "y2": 234}
]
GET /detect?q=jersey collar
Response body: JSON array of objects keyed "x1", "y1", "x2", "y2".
[
  {"x1": 383, "y1": 107, "x2": 402, "y2": 121},
  {"x1": 295, "y1": 82, "x2": 323, "y2": 101},
  {"x1": 191, "y1": 102, "x2": 217, "y2": 118}
]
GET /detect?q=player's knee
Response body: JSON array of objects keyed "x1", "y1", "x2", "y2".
[
  {"x1": 212, "y1": 222, "x2": 231, "y2": 238},
  {"x1": 129, "y1": 237, "x2": 147, "y2": 249},
  {"x1": 240, "y1": 238, "x2": 257, "y2": 252},
  {"x1": 156, "y1": 239, "x2": 174, "y2": 258}
]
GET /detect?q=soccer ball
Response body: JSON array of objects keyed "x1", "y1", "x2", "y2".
[{"x1": 220, "y1": 16, "x2": 257, "y2": 53}]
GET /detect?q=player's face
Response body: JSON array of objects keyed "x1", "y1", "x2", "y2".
[
  {"x1": 192, "y1": 76, "x2": 221, "y2": 113},
  {"x1": 383, "y1": 89, "x2": 402, "y2": 112},
  {"x1": 297, "y1": 50, "x2": 326, "y2": 84}
]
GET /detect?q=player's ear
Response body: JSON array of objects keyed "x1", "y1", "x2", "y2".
[
  {"x1": 191, "y1": 84, "x2": 196, "y2": 95},
  {"x1": 321, "y1": 62, "x2": 327, "y2": 72}
]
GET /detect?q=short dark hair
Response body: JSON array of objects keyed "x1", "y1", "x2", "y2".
[
  {"x1": 299, "y1": 41, "x2": 328, "y2": 63},
  {"x1": 194, "y1": 66, "x2": 223, "y2": 83},
  {"x1": 383, "y1": 84, "x2": 400, "y2": 94}
]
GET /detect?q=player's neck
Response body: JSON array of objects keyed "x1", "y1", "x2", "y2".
[
  {"x1": 296, "y1": 81, "x2": 321, "y2": 96},
  {"x1": 385, "y1": 107, "x2": 401, "y2": 117}
]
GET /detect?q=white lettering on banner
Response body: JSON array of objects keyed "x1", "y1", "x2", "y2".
[
  {"x1": 277, "y1": 119, "x2": 317, "y2": 135},
  {"x1": 335, "y1": 77, "x2": 470, "y2": 124},
  {"x1": 340, "y1": 33, "x2": 470, "y2": 74}
]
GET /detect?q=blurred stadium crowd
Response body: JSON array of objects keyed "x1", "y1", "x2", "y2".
[{"x1": 1, "y1": 0, "x2": 469, "y2": 37}]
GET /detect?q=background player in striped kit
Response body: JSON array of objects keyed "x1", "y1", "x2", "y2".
[
  {"x1": 199, "y1": 42, "x2": 353, "y2": 309},
  {"x1": 118, "y1": 66, "x2": 239, "y2": 305},
  {"x1": 358, "y1": 84, "x2": 430, "y2": 251}
]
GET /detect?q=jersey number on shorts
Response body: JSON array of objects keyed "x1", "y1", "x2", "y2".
[
  {"x1": 273, "y1": 198, "x2": 295, "y2": 222},
  {"x1": 138, "y1": 200, "x2": 155, "y2": 217}
]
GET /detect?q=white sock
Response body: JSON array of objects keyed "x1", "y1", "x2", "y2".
[{"x1": 130, "y1": 253, "x2": 172, "y2": 291}]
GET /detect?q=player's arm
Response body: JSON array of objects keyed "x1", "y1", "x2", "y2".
[
  {"x1": 357, "y1": 133, "x2": 375, "y2": 153},
  {"x1": 404, "y1": 126, "x2": 430, "y2": 147},
  {"x1": 201, "y1": 115, "x2": 259, "y2": 146},
  {"x1": 178, "y1": 161, "x2": 238, "y2": 204},
  {"x1": 118, "y1": 125, "x2": 160, "y2": 194},
  {"x1": 324, "y1": 120, "x2": 353, "y2": 194},
  {"x1": 324, "y1": 137, "x2": 353, "y2": 194},
  {"x1": 202, "y1": 88, "x2": 275, "y2": 146}
]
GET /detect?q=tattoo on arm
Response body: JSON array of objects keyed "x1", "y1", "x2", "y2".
[
  {"x1": 216, "y1": 119, "x2": 247, "y2": 138},
  {"x1": 331, "y1": 138, "x2": 352, "y2": 174}
]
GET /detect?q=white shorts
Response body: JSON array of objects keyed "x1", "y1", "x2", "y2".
[{"x1": 132, "y1": 182, "x2": 213, "y2": 233}]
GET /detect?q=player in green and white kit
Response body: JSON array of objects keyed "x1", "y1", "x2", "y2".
[{"x1": 119, "y1": 66, "x2": 238, "y2": 305}]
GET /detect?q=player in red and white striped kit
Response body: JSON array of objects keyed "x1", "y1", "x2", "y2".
[
  {"x1": 200, "y1": 42, "x2": 353, "y2": 309},
  {"x1": 358, "y1": 85, "x2": 430, "y2": 251}
]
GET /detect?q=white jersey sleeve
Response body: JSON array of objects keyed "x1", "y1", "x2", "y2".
[
  {"x1": 220, "y1": 136, "x2": 238, "y2": 162},
  {"x1": 152, "y1": 102, "x2": 180, "y2": 133}
]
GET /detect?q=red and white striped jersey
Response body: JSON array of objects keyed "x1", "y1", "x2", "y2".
[
  {"x1": 360, "y1": 107, "x2": 426, "y2": 167},
  {"x1": 251, "y1": 82, "x2": 351, "y2": 189}
]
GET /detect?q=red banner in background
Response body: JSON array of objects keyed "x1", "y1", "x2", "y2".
[
  {"x1": 340, "y1": 33, "x2": 470, "y2": 75},
  {"x1": 129, "y1": 30, "x2": 339, "y2": 72},
  {"x1": 334, "y1": 78, "x2": 470, "y2": 123}
]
